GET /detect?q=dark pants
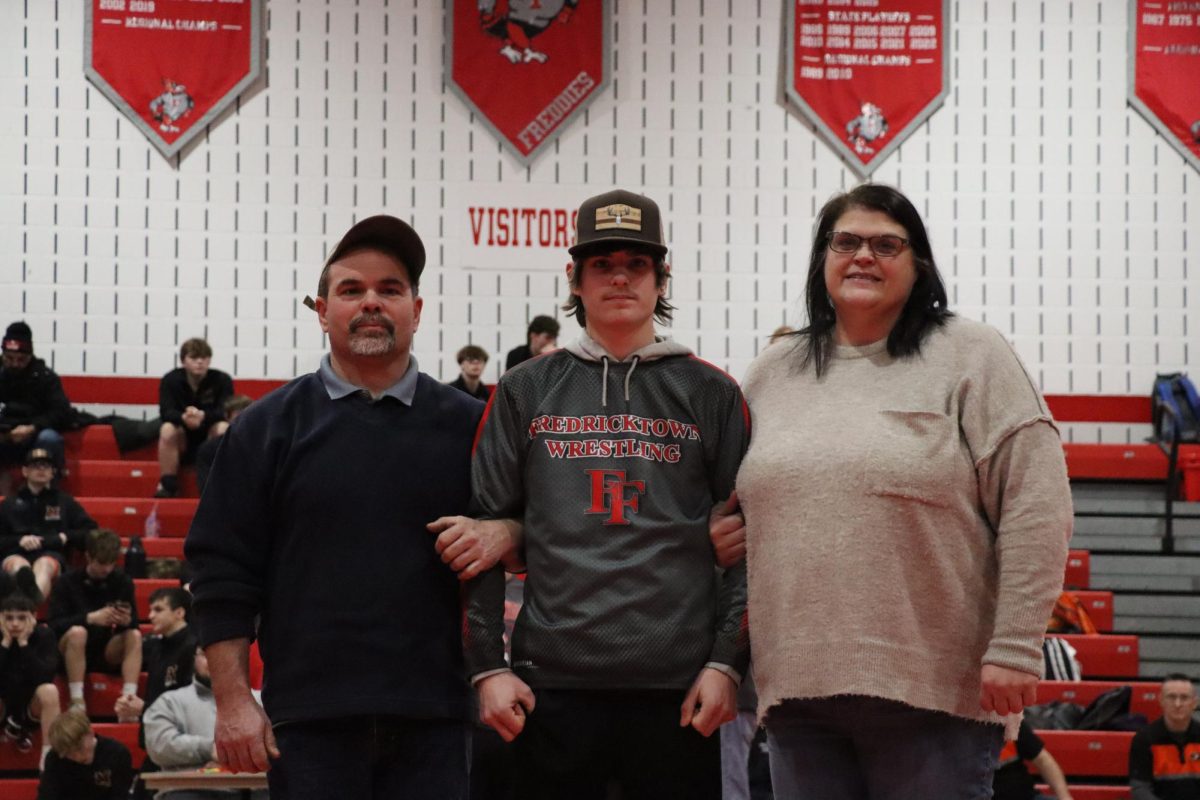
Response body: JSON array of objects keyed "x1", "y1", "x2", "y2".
[
  {"x1": 513, "y1": 688, "x2": 721, "y2": 800},
  {"x1": 470, "y1": 725, "x2": 516, "y2": 800},
  {"x1": 766, "y1": 696, "x2": 1003, "y2": 800},
  {"x1": 268, "y1": 715, "x2": 468, "y2": 800}
]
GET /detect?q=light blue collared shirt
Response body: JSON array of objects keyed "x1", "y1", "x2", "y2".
[{"x1": 317, "y1": 353, "x2": 419, "y2": 406}]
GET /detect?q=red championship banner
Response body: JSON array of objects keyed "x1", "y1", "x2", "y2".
[
  {"x1": 448, "y1": 0, "x2": 611, "y2": 165},
  {"x1": 784, "y1": 0, "x2": 949, "y2": 178},
  {"x1": 1129, "y1": 1, "x2": 1200, "y2": 172},
  {"x1": 84, "y1": 0, "x2": 263, "y2": 161}
]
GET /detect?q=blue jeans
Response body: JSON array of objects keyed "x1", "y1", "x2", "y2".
[
  {"x1": 766, "y1": 696, "x2": 1002, "y2": 800},
  {"x1": 267, "y1": 715, "x2": 468, "y2": 800},
  {"x1": 720, "y1": 710, "x2": 758, "y2": 800}
]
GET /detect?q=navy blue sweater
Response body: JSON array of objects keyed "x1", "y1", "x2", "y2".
[{"x1": 185, "y1": 371, "x2": 484, "y2": 725}]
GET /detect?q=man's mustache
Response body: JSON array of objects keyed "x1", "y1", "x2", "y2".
[{"x1": 350, "y1": 314, "x2": 395, "y2": 334}]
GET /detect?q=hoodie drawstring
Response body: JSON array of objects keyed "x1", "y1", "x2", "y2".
[
  {"x1": 601, "y1": 356, "x2": 610, "y2": 407},
  {"x1": 624, "y1": 356, "x2": 639, "y2": 402}
]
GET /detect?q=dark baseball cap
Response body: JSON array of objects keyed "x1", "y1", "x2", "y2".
[
  {"x1": 24, "y1": 448, "x2": 54, "y2": 466},
  {"x1": 568, "y1": 189, "x2": 668, "y2": 259},
  {"x1": 324, "y1": 215, "x2": 426, "y2": 285}
]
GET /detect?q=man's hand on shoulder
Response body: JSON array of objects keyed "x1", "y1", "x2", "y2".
[
  {"x1": 214, "y1": 692, "x2": 278, "y2": 773},
  {"x1": 477, "y1": 672, "x2": 535, "y2": 743},
  {"x1": 709, "y1": 492, "x2": 746, "y2": 568},
  {"x1": 428, "y1": 516, "x2": 522, "y2": 580},
  {"x1": 680, "y1": 667, "x2": 738, "y2": 738}
]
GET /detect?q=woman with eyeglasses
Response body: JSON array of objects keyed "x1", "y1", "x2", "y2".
[{"x1": 735, "y1": 184, "x2": 1073, "y2": 799}]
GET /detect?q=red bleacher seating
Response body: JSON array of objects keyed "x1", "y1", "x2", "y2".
[
  {"x1": 62, "y1": 460, "x2": 197, "y2": 499},
  {"x1": 1045, "y1": 394, "x2": 1200, "y2": 499},
  {"x1": 1069, "y1": 590, "x2": 1114, "y2": 632},
  {"x1": 122, "y1": 536, "x2": 185, "y2": 560},
  {"x1": 78, "y1": 497, "x2": 197, "y2": 537},
  {"x1": 62, "y1": 426, "x2": 155, "y2": 462},
  {"x1": 1047, "y1": 634, "x2": 1139, "y2": 678},
  {"x1": 53, "y1": 673, "x2": 150, "y2": 719},
  {"x1": 1035, "y1": 730, "x2": 1133, "y2": 777},
  {"x1": 1039, "y1": 680, "x2": 1162, "y2": 720},
  {"x1": 0, "y1": 742, "x2": 39, "y2": 773},
  {"x1": 1065, "y1": 550, "x2": 1091, "y2": 589},
  {"x1": 0, "y1": 778, "x2": 37, "y2": 800},
  {"x1": 1063, "y1": 443, "x2": 1169, "y2": 482}
]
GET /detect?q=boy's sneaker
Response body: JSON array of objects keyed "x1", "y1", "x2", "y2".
[
  {"x1": 4, "y1": 715, "x2": 24, "y2": 737},
  {"x1": 3, "y1": 715, "x2": 32, "y2": 751},
  {"x1": 155, "y1": 474, "x2": 179, "y2": 498},
  {"x1": 13, "y1": 566, "x2": 43, "y2": 605}
]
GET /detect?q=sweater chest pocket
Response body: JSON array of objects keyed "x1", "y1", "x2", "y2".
[{"x1": 865, "y1": 409, "x2": 965, "y2": 508}]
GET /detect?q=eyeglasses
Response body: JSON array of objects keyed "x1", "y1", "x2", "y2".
[{"x1": 826, "y1": 231, "x2": 909, "y2": 258}]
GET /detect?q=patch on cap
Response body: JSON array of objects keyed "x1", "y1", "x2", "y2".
[
  {"x1": 25, "y1": 448, "x2": 54, "y2": 466},
  {"x1": 595, "y1": 204, "x2": 642, "y2": 232}
]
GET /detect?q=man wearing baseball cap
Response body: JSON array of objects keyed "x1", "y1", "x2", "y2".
[
  {"x1": 0, "y1": 322, "x2": 71, "y2": 471},
  {"x1": 186, "y1": 215, "x2": 491, "y2": 798},
  {"x1": 462, "y1": 189, "x2": 749, "y2": 799}
]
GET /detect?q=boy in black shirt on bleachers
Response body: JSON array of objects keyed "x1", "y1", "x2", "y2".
[
  {"x1": 154, "y1": 338, "x2": 234, "y2": 498},
  {"x1": 48, "y1": 529, "x2": 143, "y2": 717},
  {"x1": 0, "y1": 593, "x2": 60, "y2": 766},
  {"x1": 0, "y1": 447, "x2": 99, "y2": 604},
  {"x1": 38, "y1": 710, "x2": 133, "y2": 799}
]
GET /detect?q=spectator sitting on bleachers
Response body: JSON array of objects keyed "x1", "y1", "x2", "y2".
[
  {"x1": 124, "y1": 587, "x2": 197, "y2": 723},
  {"x1": 993, "y1": 719, "x2": 1074, "y2": 800},
  {"x1": 448, "y1": 344, "x2": 491, "y2": 401},
  {"x1": 48, "y1": 529, "x2": 142, "y2": 717},
  {"x1": 155, "y1": 338, "x2": 234, "y2": 498},
  {"x1": 0, "y1": 448, "x2": 99, "y2": 604},
  {"x1": 1129, "y1": 673, "x2": 1200, "y2": 800},
  {"x1": 0, "y1": 322, "x2": 71, "y2": 478},
  {"x1": 144, "y1": 644, "x2": 268, "y2": 799},
  {"x1": 37, "y1": 709, "x2": 133, "y2": 800},
  {"x1": 0, "y1": 593, "x2": 60, "y2": 767}
]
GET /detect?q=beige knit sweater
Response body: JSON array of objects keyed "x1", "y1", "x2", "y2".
[{"x1": 737, "y1": 317, "x2": 1073, "y2": 725}]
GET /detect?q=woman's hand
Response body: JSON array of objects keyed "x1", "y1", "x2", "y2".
[{"x1": 979, "y1": 664, "x2": 1037, "y2": 715}]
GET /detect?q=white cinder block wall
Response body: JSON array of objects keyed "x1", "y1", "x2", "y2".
[{"x1": 1, "y1": 1, "x2": 1194, "y2": 442}]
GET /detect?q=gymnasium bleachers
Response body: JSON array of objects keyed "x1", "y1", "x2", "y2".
[
  {"x1": 1029, "y1": 395, "x2": 1200, "y2": 797},
  {"x1": 0, "y1": 426, "x2": 191, "y2": 793}
]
